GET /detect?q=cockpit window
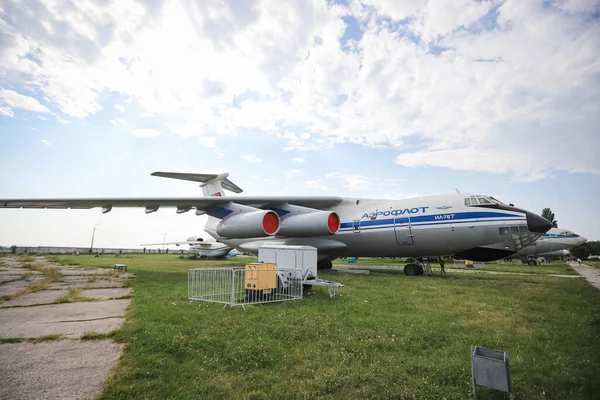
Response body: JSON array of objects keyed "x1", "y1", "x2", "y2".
[
  {"x1": 565, "y1": 230, "x2": 579, "y2": 237},
  {"x1": 489, "y1": 196, "x2": 506, "y2": 205},
  {"x1": 465, "y1": 195, "x2": 502, "y2": 207}
]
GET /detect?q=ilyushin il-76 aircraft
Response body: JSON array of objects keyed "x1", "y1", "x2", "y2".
[
  {"x1": 511, "y1": 228, "x2": 587, "y2": 265},
  {"x1": 0, "y1": 171, "x2": 553, "y2": 274}
]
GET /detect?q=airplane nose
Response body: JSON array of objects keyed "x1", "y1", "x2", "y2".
[
  {"x1": 579, "y1": 236, "x2": 588, "y2": 244},
  {"x1": 525, "y1": 211, "x2": 553, "y2": 233}
]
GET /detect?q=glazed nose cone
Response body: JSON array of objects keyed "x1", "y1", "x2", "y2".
[{"x1": 526, "y1": 212, "x2": 553, "y2": 233}]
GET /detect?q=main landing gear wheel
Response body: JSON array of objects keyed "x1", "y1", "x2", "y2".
[
  {"x1": 317, "y1": 260, "x2": 333, "y2": 270},
  {"x1": 404, "y1": 263, "x2": 419, "y2": 276},
  {"x1": 528, "y1": 260, "x2": 537, "y2": 266}
]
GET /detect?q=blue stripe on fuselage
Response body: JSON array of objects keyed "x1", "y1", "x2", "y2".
[{"x1": 339, "y1": 211, "x2": 523, "y2": 230}]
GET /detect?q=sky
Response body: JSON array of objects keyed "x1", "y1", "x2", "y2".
[{"x1": 0, "y1": 0, "x2": 599, "y2": 249}]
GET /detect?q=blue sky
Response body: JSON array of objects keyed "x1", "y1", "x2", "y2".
[{"x1": 0, "y1": 0, "x2": 599, "y2": 248}]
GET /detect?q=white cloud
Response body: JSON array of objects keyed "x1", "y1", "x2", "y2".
[
  {"x1": 216, "y1": 151, "x2": 225, "y2": 158},
  {"x1": 242, "y1": 155, "x2": 262, "y2": 163},
  {"x1": 114, "y1": 104, "x2": 125, "y2": 112},
  {"x1": 56, "y1": 116, "x2": 70, "y2": 124},
  {"x1": 199, "y1": 137, "x2": 217, "y2": 148},
  {"x1": 285, "y1": 169, "x2": 302, "y2": 178},
  {"x1": 111, "y1": 117, "x2": 127, "y2": 125},
  {"x1": 326, "y1": 172, "x2": 371, "y2": 191},
  {"x1": 40, "y1": 139, "x2": 51, "y2": 146},
  {"x1": 0, "y1": 0, "x2": 598, "y2": 181},
  {"x1": 303, "y1": 180, "x2": 328, "y2": 191},
  {"x1": 0, "y1": 89, "x2": 51, "y2": 115},
  {"x1": 38, "y1": 115, "x2": 49, "y2": 121},
  {"x1": 326, "y1": 172, "x2": 403, "y2": 191},
  {"x1": 292, "y1": 157, "x2": 305, "y2": 163},
  {"x1": 131, "y1": 129, "x2": 161, "y2": 138}
]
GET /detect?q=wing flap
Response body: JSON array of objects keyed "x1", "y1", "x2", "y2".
[{"x1": 0, "y1": 196, "x2": 344, "y2": 211}]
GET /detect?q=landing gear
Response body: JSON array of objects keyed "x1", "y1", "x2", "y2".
[
  {"x1": 527, "y1": 260, "x2": 537, "y2": 266},
  {"x1": 317, "y1": 260, "x2": 333, "y2": 270},
  {"x1": 404, "y1": 262, "x2": 424, "y2": 276}
]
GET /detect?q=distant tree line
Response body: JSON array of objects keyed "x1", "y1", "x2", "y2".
[
  {"x1": 541, "y1": 208, "x2": 558, "y2": 228},
  {"x1": 571, "y1": 241, "x2": 600, "y2": 259}
]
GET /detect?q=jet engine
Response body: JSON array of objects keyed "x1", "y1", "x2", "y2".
[
  {"x1": 216, "y1": 210, "x2": 280, "y2": 238},
  {"x1": 278, "y1": 211, "x2": 340, "y2": 237},
  {"x1": 186, "y1": 237, "x2": 204, "y2": 242}
]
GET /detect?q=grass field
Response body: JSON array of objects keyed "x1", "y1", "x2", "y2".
[
  {"x1": 584, "y1": 260, "x2": 600, "y2": 269},
  {"x1": 334, "y1": 257, "x2": 578, "y2": 276},
  {"x1": 45, "y1": 254, "x2": 600, "y2": 399}
]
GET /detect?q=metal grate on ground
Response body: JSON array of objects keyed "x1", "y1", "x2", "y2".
[{"x1": 188, "y1": 267, "x2": 303, "y2": 307}]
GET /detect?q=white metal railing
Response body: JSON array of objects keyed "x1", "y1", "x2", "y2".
[{"x1": 188, "y1": 267, "x2": 303, "y2": 307}]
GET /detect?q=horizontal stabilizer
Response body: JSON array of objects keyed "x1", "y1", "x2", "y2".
[{"x1": 151, "y1": 172, "x2": 243, "y2": 194}]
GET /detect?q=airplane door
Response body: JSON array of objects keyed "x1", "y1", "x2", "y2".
[
  {"x1": 394, "y1": 217, "x2": 414, "y2": 245},
  {"x1": 353, "y1": 220, "x2": 361, "y2": 233}
]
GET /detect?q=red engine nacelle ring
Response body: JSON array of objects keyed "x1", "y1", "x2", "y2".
[
  {"x1": 262, "y1": 211, "x2": 280, "y2": 235},
  {"x1": 328, "y1": 212, "x2": 340, "y2": 234}
]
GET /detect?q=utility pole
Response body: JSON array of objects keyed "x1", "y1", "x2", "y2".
[{"x1": 89, "y1": 223, "x2": 100, "y2": 253}]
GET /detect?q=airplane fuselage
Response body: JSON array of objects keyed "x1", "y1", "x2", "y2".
[
  {"x1": 512, "y1": 228, "x2": 586, "y2": 259},
  {"x1": 215, "y1": 193, "x2": 546, "y2": 262}
]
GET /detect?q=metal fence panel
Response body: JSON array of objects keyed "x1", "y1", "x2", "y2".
[{"x1": 188, "y1": 267, "x2": 303, "y2": 307}]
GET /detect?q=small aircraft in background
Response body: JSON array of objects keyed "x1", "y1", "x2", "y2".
[
  {"x1": 511, "y1": 228, "x2": 587, "y2": 265},
  {"x1": 142, "y1": 236, "x2": 232, "y2": 259}
]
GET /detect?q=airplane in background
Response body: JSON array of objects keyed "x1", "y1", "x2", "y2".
[
  {"x1": 141, "y1": 236, "x2": 232, "y2": 259},
  {"x1": 0, "y1": 171, "x2": 553, "y2": 276},
  {"x1": 511, "y1": 228, "x2": 587, "y2": 265}
]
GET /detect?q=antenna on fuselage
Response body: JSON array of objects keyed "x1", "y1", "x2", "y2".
[{"x1": 454, "y1": 188, "x2": 461, "y2": 193}]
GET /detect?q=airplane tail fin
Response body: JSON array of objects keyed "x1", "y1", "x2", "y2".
[{"x1": 151, "y1": 172, "x2": 243, "y2": 197}]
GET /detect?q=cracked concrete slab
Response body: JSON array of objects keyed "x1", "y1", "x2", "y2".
[
  {"x1": 0, "y1": 340, "x2": 122, "y2": 400},
  {"x1": 0, "y1": 275, "x2": 23, "y2": 283},
  {"x1": 49, "y1": 280, "x2": 123, "y2": 289},
  {"x1": 0, "y1": 268, "x2": 43, "y2": 275},
  {"x1": 60, "y1": 269, "x2": 121, "y2": 276},
  {"x1": 79, "y1": 288, "x2": 131, "y2": 300},
  {"x1": 0, "y1": 300, "x2": 130, "y2": 338},
  {"x1": 0, "y1": 279, "x2": 44, "y2": 296},
  {"x1": 60, "y1": 275, "x2": 90, "y2": 283},
  {"x1": 0, "y1": 290, "x2": 69, "y2": 308},
  {"x1": 570, "y1": 262, "x2": 600, "y2": 290}
]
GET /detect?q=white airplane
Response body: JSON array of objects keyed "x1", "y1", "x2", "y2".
[
  {"x1": 141, "y1": 237, "x2": 232, "y2": 259},
  {"x1": 0, "y1": 171, "x2": 553, "y2": 275},
  {"x1": 511, "y1": 228, "x2": 587, "y2": 265}
]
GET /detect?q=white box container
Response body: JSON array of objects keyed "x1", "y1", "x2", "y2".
[{"x1": 258, "y1": 245, "x2": 318, "y2": 280}]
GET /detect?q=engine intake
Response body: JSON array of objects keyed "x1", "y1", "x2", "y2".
[
  {"x1": 216, "y1": 210, "x2": 280, "y2": 238},
  {"x1": 278, "y1": 211, "x2": 340, "y2": 237}
]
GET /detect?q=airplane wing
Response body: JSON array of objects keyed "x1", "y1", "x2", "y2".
[{"x1": 0, "y1": 196, "x2": 344, "y2": 213}]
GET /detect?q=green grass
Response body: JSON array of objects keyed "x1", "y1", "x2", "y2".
[
  {"x1": 584, "y1": 261, "x2": 600, "y2": 269},
  {"x1": 81, "y1": 330, "x2": 117, "y2": 340},
  {"x1": 46, "y1": 254, "x2": 600, "y2": 399},
  {"x1": 334, "y1": 257, "x2": 578, "y2": 275}
]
